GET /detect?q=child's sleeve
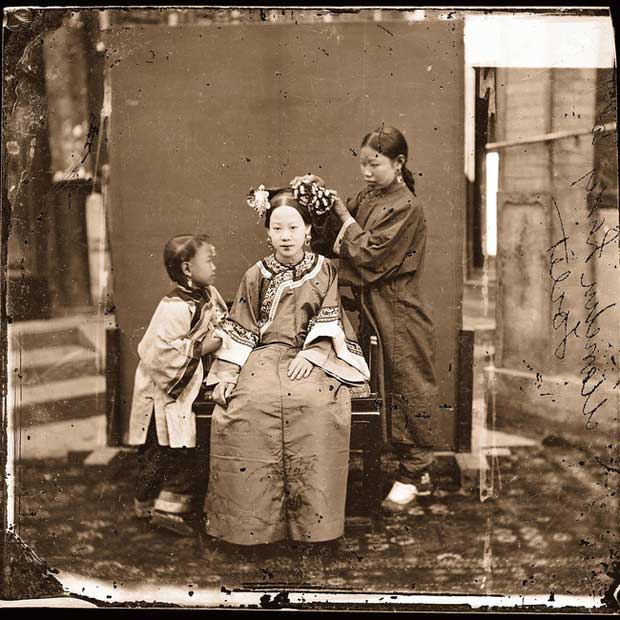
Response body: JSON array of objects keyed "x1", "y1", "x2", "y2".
[
  {"x1": 137, "y1": 298, "x2": 204, "y2": 400},
  {"x1": 209, "y1": 286, "x2": 230, "y2": 327},
  {"x1": 205, "y1": 267, "x2": 261, "y2": 387},
  {"x1": 197, "y1": 287, "x2": 230, "y2": 359}
]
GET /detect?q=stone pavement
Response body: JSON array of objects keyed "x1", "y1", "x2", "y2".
[{"x1": 8, "y1": 436, "x2": 618, "y2": 609}]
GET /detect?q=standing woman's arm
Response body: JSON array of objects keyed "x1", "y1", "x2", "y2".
[
  {"x1": 331, "y1": 194, "x2": 424, "y2": 284},
  {"x1": 290, "y1": 174, "x2": 360, "y2": 257}
]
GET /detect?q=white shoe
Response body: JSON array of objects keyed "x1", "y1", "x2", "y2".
[{"x1": 381, "y1": 481, "x2": 419, "y2": 513}]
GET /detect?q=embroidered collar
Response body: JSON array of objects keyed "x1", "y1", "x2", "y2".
[
  {"x1": 175, "y1": 284, "x2": 212, "y2": 304},
  {"x1": 261, "y1": 252, "x2": 318, "y2": 280},
  {"x1": 257, "y1": 252, "x2": 323, "y2": 330}
]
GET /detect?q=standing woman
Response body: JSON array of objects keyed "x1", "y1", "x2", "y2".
[{"x1": 293, "y1": 126, "x2": 438, "y2": 513}]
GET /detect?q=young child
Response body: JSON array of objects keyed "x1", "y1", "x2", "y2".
[
  {"x1": 204, "y1": 184, "x2": 369, "y2": 550},
  {"x1": 127, "y1": 234, "x2": 228, "y2": 536},
  {"x1": 292, "y1": 126, "x2": 439, "y2": 513}
]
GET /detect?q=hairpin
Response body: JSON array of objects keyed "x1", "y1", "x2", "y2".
[{"x1": 247, "y1": 184, "x2": 271, "y2": 221}]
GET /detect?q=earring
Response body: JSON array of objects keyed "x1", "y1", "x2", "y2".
[
  {"x1": 266, "y1": 236, "x2": 274, "y2": 249},
  {"x1": 187, "y1": 277, "x2": 193, "y2": 289},
  {"x1": 396, "y1": 169, "x2": 404, "y2": 184},
  {"x1": 304, "y1": 233, "x2": 312, "y2": 246}
]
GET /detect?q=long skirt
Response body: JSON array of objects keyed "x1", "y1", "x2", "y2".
[{"x1": 205, "y1": 344, "x2": 352, "y2": 545}]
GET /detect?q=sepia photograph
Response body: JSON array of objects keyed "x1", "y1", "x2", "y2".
[{"x1": 1, "y1": 5, "x2": 618, "y2": 612}]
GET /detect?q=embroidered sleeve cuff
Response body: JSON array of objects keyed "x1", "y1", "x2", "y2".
[
  {"x1": 213, "y1": 320, "x2": 257, "y2": 367},
  {"x1": 332, "y1": 217, "x2": 356, "y2": 255}
]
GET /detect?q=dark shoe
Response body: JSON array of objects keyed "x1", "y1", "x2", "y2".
[
  {"x1": 150, "y1": 510, "x2": 200, "y2": 537},
  {"x1": 133, "y1": 498, "x2": 155, "y2": 519},
  {"x1": 315, "y1": 538, "x2": 355, "y2": 563},
  {"x1": 415, "y1": 472, "x2": 433, "y2": 497}
]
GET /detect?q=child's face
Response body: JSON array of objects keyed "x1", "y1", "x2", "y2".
[
  {"x1": 186, "y1": 244, "x2": 216, "y2": 288},
  {"x1": 268, "y1": 206, "x2": 310, "y2": 263},
  {"x1": 359, "y1": 145, "x2": 401, "y2": 189}
]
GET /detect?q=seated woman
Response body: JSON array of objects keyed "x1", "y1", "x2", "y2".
[{"x1": 204, "y1": 182, "x2": 370, "y2": 548}]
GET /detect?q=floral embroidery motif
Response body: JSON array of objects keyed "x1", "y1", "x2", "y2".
[{"x1": 221, "y1": 318, "x2": 259, "y2": 349}]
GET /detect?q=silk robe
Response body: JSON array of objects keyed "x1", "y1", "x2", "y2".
[{"x1": 204, "y1": 252, "x2": 369, "y2": 545}]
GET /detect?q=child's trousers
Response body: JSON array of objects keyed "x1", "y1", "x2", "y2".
[{"x1": 135, "y1": 415, "x2": 207, "y2": 515}]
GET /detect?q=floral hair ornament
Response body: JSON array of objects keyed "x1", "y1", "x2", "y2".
[
  {"x1": 247, "y1": 184, "x2": 272, "y2": 221},
  {"x1": 290, "y1": 178, "x2": 337, "y2": 218}
]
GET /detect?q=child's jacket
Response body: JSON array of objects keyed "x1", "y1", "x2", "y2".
[{"x1": 127, "y1": 285, "x2": 227, "y2": 448}]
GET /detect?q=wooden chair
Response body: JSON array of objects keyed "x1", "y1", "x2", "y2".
[{"x1": 192, "y1": 333, "x2": 384, "y2": 522}]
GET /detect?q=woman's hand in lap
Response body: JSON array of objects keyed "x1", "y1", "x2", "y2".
[
  {"x1": 213, "y1": 381, "x2": 235, "y2": 406},
  {"x1": 287, "y1": 354, "x2": 314, "y2": 380}
]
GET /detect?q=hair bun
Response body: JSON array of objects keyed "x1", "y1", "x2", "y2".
[{"x1": 290, "y1": 179, "x2": 336, "y2": 220}]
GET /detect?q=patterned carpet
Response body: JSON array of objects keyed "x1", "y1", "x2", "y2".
[{"x1": 11, "y1": 443, "x2": 618, "y2": 605}]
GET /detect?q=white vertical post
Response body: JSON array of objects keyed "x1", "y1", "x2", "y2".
[
  {"x1": 6, "y1": 328, "x2": 17, "y2": 534},
  {"x1": 98, "y1": 9, "x2": 110, "y2": 31},
  {"x1": 485, "y1": 152, "x2": 499, "y2": 257},
  {"x1": 464, "y1": 65, "x2": 476, "y2": 184}
]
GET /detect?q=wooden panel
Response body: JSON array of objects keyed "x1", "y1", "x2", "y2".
[{"x1": 456, "y1": 329, "x2": 474, "y2": 452}]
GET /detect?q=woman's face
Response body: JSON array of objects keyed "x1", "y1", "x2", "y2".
[
  {"x1": 268, "y1": 205, "x2": 310, "y2": 263},
  {"x1": 359, "y1": 145, "x2": 402, "y2": 189}
]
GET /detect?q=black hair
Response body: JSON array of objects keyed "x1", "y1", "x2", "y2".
[
  {"x1": 263, "y1": 188, "x2": 312, "y2": 228},
  {"x1": 361, "y1": 125, "x2": 416, "y2": 196},
  {"x1": 163, "y1": 234, "x2": 213, "y2": 287}
]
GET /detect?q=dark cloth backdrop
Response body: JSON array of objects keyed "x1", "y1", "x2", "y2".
[{"x1": 106, "y1": 19, "x2": 465, "y2": 449}]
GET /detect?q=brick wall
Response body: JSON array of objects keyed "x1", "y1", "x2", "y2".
[{"x1": 493, "y1": 67, "x2": 618, "y2": 442}]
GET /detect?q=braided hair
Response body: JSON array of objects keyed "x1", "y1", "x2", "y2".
[{"x1": 361, "y1": 126, "x2": 416, "y2": 196}]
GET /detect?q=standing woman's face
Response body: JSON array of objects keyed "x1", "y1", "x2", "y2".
[{"x1": 359, "y1": 145, "x2": 402, "y2": 189}]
